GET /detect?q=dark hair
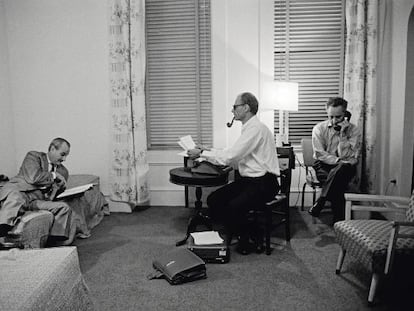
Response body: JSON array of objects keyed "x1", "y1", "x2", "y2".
[
  {"x1": 49, "y1": 137, "x2": 70, "y2": 151},
  {"x1": 326, "y1": 97, "x2": 348, "y2": 110},
  {"x1": 240, "y1": 92, "x2": 259, "y2": 115}
]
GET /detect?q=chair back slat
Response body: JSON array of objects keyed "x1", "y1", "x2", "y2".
[
  {"x1": 406, "y1": 190, "x2": 414, "y2": 222},
  {"x1": 301, "y1": 138, "x2": 315, "y2": 167}
]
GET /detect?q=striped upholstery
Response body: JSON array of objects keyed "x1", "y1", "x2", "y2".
[
  {"x1": 334, "y1": 190, "x2": 414, "y2": 273},
  {"x1": 335, "y1": 219, "x2": 414, "y2": 273},
  {"x1": 406, "y1": 190, "x2": 414, "y2": 222}
]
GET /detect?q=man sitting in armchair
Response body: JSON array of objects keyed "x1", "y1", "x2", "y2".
[{"x1": 0, "y1": 137, "x2": 73, "y2": 247}]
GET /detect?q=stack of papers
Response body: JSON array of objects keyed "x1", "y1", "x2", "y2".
[
  {"x1": 190, "y1": 231, "x2": 224, "y2": 245},
  {"x1": 56, "y1": 183, "x2": 94, "y2": 199}
]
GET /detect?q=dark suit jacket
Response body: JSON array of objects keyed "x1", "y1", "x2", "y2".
[
  {"x1": 8, "y1": 151, "x2": 68, "y2": 191},
  {"x1": 0, "y1": 151, "x2": 69, "y2": 224}
]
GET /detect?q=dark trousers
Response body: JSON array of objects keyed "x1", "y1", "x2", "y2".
[
  {"x1": 313, "y1": 160, "x2": 356, "y2": 221},
  {"x1": 206, "y1": 173, "x2": 279, "y2": 239}
]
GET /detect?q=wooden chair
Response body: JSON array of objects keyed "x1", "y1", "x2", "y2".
[
  {"x1": 334, "y1": 191, "x2": 414, "y2": 304},
  {"x1": 250, "y1": 146, "x2": 294, "y2": 255}
]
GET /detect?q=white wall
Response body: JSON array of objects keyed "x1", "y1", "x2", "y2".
[
  {"x1": 3, "y1": 0, "x2": 111, "y2": 194},
  {"x1": 0, "y1": 0, "x2": 16, "y2": 177}
]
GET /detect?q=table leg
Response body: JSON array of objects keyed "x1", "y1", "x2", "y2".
[
  {"x1": 176, "y1": 186, "x2": 211, "y2": 246},
  {"x1": 176, "y1": 211, "x2": 213, "y2": 246},
  {"x1": 195, "y1": 186, "x2": 202, "y2": 210},
  {"x1": 185, "y1": 186, "x2": 189, "y2": 208}
]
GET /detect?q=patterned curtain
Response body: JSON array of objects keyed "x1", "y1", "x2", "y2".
[
  {"x1": 343, "y1": 0, "x2": 379, "y2": 193},
  {"x1": 107, "y1": 0, "x2": 149, "y2": 205}
]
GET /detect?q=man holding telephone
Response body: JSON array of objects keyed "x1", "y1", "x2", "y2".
[{"x1": 308, "y1": 97, "x2": 361, "y2": 222}]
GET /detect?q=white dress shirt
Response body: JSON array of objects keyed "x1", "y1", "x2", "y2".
[
  {"x1": 204, "y1": 115, "x2": 280, "y2": 177},
  {"x1": 47, "y1": 155, "x2": 56, "y2": 179}
]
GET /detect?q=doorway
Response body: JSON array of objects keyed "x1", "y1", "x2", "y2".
[{"x1": 406, "y1": 8, "x2": 414, "y2": 192}]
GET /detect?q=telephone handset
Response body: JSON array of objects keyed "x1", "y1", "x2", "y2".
[{"x1": 333, "y1": 110, "x2": 352, "y2": 131}]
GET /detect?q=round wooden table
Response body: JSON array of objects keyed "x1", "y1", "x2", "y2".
[{"x1": 169, "y1": 167, "x2": 230, "y2": 246}]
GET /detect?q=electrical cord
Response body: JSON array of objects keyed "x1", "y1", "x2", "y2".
[{"x1": 291, "y1": 153, "x2": 303, "y2": 208}]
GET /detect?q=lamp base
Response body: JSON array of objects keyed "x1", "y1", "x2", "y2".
[{"x1": 275, "y1": 133, "x2": 288, "y2": 147}]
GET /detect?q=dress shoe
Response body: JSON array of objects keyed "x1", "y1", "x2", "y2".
[
  {"x1": 249, "y1": 230, "x2": 265, "y2": 254},
  {"x1": 0, "y1": 237, "x2": 22, "y2": 250},
  {"x1": 236, "y1": 238, "x2": 255, "y2": 255},
  {"x1": 308, "y1": 200, "x2": 325, "y2": 217},
  {"x1": 254, "y1": 242, "x2": 265, "y2": 254}
]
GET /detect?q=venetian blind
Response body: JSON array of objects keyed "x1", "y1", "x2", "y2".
[
  {"x1": 274, "y1": 0, "x2": 345, "y2": 145},
  {"x1": 145, "y1": 0, "x2": 212, "y2": 149}
]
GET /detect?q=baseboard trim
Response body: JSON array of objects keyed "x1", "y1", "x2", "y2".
[{"x1": 103, "y1": 189, "x2": 319, "y2": 209}]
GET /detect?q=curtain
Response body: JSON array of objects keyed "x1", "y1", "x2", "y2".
[
  {"x1": 343, "y1": 0, "x2": 379, "y2": 193},
  {"x1": 107, "y1": 0, "x2": 149, "y2": 205}
]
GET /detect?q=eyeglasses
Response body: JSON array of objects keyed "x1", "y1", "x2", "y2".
[{"x1": 232, "y1": 103, "x2": 245, "y2": 110}]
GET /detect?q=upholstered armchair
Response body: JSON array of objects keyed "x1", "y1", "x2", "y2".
[{"x1": 334, "y1": 191, "x2": 414, "y2": 304}]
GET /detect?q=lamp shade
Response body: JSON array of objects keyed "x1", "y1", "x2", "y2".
[{"x1": 261, "y1": 81, "x2": 299, "y2": 111}]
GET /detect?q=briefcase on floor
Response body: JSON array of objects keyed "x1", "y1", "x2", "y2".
[
  {"x1": 147, "y1": 248, "x2": 207, "y2": 285},
  {"x1": 187, "y1": 236, "x2": 230, "y2": 264}
]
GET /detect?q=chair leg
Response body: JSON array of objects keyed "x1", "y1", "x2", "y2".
[
  {"x1": 284, "y1": 200, "x2": 290, "y2": 241},
  {"x1": 335, "y1": 248, "x2": 346, "y2": 274},
  {"x1": 265, "y1": 207, "x2": 272, "y2": 255},
  {"x1": 384, "y1": 226, "x2": 398, "y2": 275},
  {"x1": 368, "y1": 273, "x2": 380, "y2": 304},
  {"x1": 301, "y1": 183, "x2": 307, "y2": 211}
]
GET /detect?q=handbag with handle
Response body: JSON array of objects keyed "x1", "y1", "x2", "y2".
[{"x1": 147, "y1": 248, "x2": 207, "y2": 285}]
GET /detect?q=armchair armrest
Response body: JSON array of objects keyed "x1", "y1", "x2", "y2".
[
  {"x1": 393, "y1": 221, "x2": 414, "y2": 227},
  {"x1": 344, "y1": 193, "x2": 410, "y2": 205},
  {"x1": 344, "y1": 193, "x2": 410, "y2": 220}
]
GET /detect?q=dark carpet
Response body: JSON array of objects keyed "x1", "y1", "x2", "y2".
[{"x1": 74, "y1": 206, "x2": 413, "y2": 311}]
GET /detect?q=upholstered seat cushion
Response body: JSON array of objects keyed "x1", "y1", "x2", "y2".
[{"x1": 334, "y1": 219, "x2": 414, "y2": 273}]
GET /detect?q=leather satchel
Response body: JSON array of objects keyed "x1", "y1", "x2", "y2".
[{"x1": 147, "y1": 248, "x2": 207, "y2": 285}]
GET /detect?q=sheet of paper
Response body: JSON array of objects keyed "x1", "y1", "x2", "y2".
[
  {"x1": 177, "y1": 150, "x2": 188, "y2": 157},
  {"x1": 200, "y1": 150, "x2": 215, "y2": 158},
  {"x1": 179, "y1": 135, "x2": 196, "y2": 150},
  {"x1": 190, "y1": 231, "x2": 224, "y2": 245},
  {"x1": 177, "y1": 141, "x2": 186, "y2": 150},
  {"x1": 56, "y1": 183, "x2": 94, "y2": 199}
]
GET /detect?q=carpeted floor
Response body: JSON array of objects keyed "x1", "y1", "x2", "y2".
[{"x1": 74, "y1": 206, "x2": 412, "y2": 311}]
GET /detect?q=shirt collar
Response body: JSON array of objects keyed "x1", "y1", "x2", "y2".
[
  {"x1": 242, "y1": 115, "x2": 258, "y2": 130},
  {"x1": 47, "y1": 154, "x2": 55, "y2": 168}
]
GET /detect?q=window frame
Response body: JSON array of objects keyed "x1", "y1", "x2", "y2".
[
  {"x1": 273, "y1": 0, "x2": 346, "y2": 145},
  {"x1": 145, "y1": 0, "x2": 212, "y2": 150}
]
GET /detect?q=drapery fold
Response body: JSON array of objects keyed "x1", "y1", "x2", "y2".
[
  {"x1": 344, "y1": 0, "x2": 380, "y2": 193},
  {"x1": 107, "y1": 0, "x2": 149, "y2": 205}
]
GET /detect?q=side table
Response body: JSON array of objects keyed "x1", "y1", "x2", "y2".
[{"x1": 169, "y1": 167, "x2": 230, "y2": 246}]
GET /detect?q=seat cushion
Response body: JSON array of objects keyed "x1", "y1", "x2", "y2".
[{"x1": 334, "y1": 219, "x2": 414, "y2": 273}]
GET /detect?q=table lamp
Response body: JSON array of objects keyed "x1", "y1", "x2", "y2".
[{"x1": 262, "y1": 81, "x2": 299, "y2": 146}]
